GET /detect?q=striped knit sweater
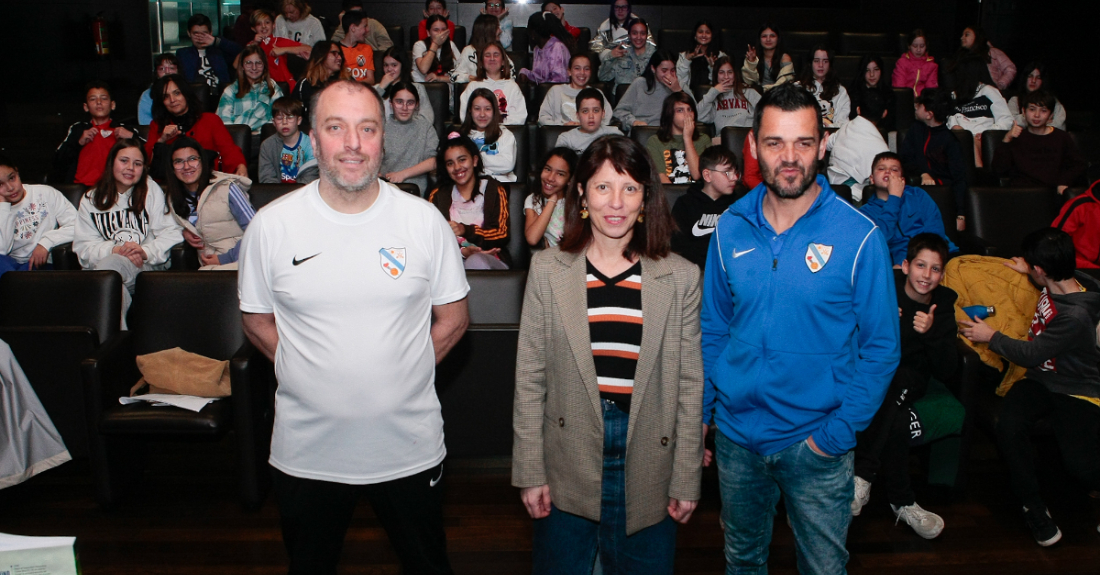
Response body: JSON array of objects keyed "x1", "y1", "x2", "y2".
[{"x1": 587, "y1": 259, "x2": 643, "y2": 412}]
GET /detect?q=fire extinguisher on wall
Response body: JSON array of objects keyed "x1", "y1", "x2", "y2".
[{"x1": 92, "y1": 13, "x2": 110, "y2": 56}]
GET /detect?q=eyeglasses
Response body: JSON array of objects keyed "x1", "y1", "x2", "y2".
[
  {"x1": 613, "y1": 4, "x2": 630, "y2": 10},
  {"x1": 486, "y1": 2, "x2": 503, "y2": 7},
  {"x1": 273, "y1": 114, "x2": 299, "y2": 122},
  {"x1": 243, "y1": 61, "x2": 265, "y2": 68},
  {"x1": 172, "y1": 155, "x2": 202, "y2": 168},
  {"x1": 709, "y1": 169, "x2": 737, "y2": 180}
]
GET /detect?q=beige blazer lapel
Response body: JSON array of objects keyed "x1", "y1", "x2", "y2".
[
  {"x1": 627, "y1": 256, "x2": 674, "y2": 445},
  {"x1": 549, "y1": 248, "x2": 603, "y2": 420}
]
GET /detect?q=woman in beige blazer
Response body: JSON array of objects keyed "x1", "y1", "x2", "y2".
[{"x1": 512, "y1": 134, "x2": 704, "y2": 574}]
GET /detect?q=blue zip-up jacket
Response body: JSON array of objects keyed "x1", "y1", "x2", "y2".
[
  {"x1": 859, "y1": 185, "x2": 958, "y2": 266},
  {"x1": 176, "y1": 40, "x2": 243, "y2": 87},
  {"x1": 701, "y1": 176, "x2": 900, "y2": 457}
]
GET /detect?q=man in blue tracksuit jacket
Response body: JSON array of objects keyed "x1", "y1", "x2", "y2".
[
  {"x1": 858, "y1": 151, "x2": 958, "y2": 266},
  {"x1": 701, "y1": 83, "x2": 900, "y2": 575}
]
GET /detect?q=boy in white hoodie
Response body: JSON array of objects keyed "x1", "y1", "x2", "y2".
[{"x1": 0, "y1": 155, "x2": 77, "y2": 275}]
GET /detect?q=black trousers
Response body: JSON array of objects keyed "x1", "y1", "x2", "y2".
[
  {"x1": 996, "y1": 379, "x2": 1100, "y2": 511},
  {"x1": 273, "y1": 463, "x2": 453, "y2": 575},
  {"x1": 854, "y1": 366, "x2": 929, "y2": 507}
]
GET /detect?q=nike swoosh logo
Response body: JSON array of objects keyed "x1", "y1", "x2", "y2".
[
  {"x1": 429, "y1": 467, "x2": 443, "y2": 488},
  {"x1": 732, "y1": 248, "x2": 755, "y2": 258},
  {"x1": 691, "y1": 221, "x2": 716, "y2": 237},
  {"x1": 292, "y1": 253, "x2": 320, "y2": 266}
]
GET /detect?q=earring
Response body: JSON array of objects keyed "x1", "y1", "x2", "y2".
[
  {"x1": 637, "y1": 208, "x2": 645, "y2": 223},
  {"x1": 580, "y1": 205, "x2": 589, "y2": 219}
]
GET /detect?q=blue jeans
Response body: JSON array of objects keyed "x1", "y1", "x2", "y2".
[
  {"x1": 532, "y1": 399, "x2": 678, "y2": 575},
  {"x1": 716, "y1": 430, "x2": 853, "y2": 575},
  {"x1": 0, "y1": 254, "x2": 50, "y2": 276}
]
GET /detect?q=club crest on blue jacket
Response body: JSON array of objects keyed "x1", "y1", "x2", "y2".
[{"x1": 805, "y1": 242, "x2": 832, "y2": 272}]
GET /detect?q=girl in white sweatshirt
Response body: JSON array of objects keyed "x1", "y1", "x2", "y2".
[
  {"x1": 538, "y1": 53, "x2": 614, "y2": 126},
  {"x1": 74, "y1": 139, "x2": 183, "y2": 312},
  {"x1": 459, "y1": 41, "x2": 527, "y2": 125},
  {"x1": 0, "y1": 154, "x2": 76, "y2": 274},
  {"x1": 698, "y1": 56, "x2": 761, "y2": 135},
  {"x1": 799, "y1": 46, "x2": 850, "y2": 129},
  {"x1": 461, "y1": 87, "x2": 518, "y2": 182}
]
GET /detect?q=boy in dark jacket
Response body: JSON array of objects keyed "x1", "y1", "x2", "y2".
[
  {"x1": 899, "y1": 88, "x2": 969, "y2": 231},
  {"x1": 852, "y1": 233, "x2": 955, "y2": 539},
  {"x1": 51, "y1": 81, "x2": 139, "y2": 186},
  {"x1": 961, "y1": 228, "x2": 1100, "y2": 547},
  {"x1": 175, "y1": 14, "x2": 242, "y2": 97},
  {"x1": 670, "y1": 146, "x2": 739, "y2": 268},
  {"x1": 991, "y1": 89, "x2": 1086, "y2": 193}
]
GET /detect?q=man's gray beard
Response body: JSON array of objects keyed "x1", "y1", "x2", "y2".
[
  {"x1": 318, "y1": 154, "x2": 378, "y2": 194},
  {"x1": 761, "y1": 159, "x2": 817, "y2": 199}
]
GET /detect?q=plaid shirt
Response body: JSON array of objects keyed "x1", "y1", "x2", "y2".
[{"x1": 217, "y1": 81, "x2": 283, "y2": 134}]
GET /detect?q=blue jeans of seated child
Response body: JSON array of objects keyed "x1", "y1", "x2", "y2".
[
  {"x1": 0, "y1": 253, "x2": 52, "y2": 276},
  {"x1": 532, "y1": 399, "x2": 678, "y2": 575},
  {"x1": 716, "y1": 429, "x2": 853, "y2": 575}
]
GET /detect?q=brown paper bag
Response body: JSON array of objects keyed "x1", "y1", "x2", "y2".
[{"x1": 129, "y1": 347, "x2": 231, "y2": 398}]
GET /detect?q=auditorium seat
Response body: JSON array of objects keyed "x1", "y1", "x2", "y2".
[
  {"x1": 1067, "y1": 130, "x2": 1100, "y2": 184},
  {"x1": 839, "y1": 32, "x2": 893, "y2": 55},
  {"x1": 920, "y1": 185, "x2": 962, "y2": 245},
  {"x1": 966, "y1": 186, "x2": 1061, "y2": 257},
  {"x1": 893, "y1": 88, "x2": 914, "y2": 133},
  {"x1": 664, "y1": 183, "x2": 689, "y2": 208},
  {"x1": 388, "y1": 25, "x2": 403, "y2": 51},
  {"x1": 532, "y1": 83, "x2": 563, "y2": 117},
  {"x1": 511, "y1": 124, "x2": 531, "y2": 182},
  {"x1": 82, "y1": 271, "x2": 271, "y2": 509},
  {"x1": 225, "y1": 124, "x2": 252, "y2": 167},
  {"x1": 658, "y1": 29, "x2": 694, "y2": 53},
  {"x1": 577, "y1": 28, "x2": 591, "y2": 52},
  {"x1": 613, "y1": 84, "x2": 631, "y2": 108},
  {"x1": 951, "y1": 129, "x2": 978, "y2": 185},
  {"x1": 832, "y1": 55, "x2": 862, "y2": 86},
  {"x1": 980, "y1": 129, "x2": 1009, "y2": 185},
  {"x1": 249, "y1": 183, "x2": 301, "y2": 210},
  {"x1": 189, "y1": 82, "x2": 213, "y2": 113},
  {"x1": 512, "y1": 27, "x2": 528, "y2": 57},
  {"x1": 721, "y1": 28, "x2": 757, "y2": 59},
  {"x1": 506, "y1": 183, "x2": 532, "y2": 270},
  {"x1": 0, "y1": 271, "x2": 123, "y2": 459},
  {"x1": 418, "y1": 82, "x2": 449, "y2": 141},
  {"x1": 786, "y1": 31, "x2": 833, "y2": 54},
  {"x1": 537, "y1": 125, "x2": 572, "y2": 162},
  {"x1": 720, "y1": 126, "x2": 751, "y2": 167},
  {"x1": 49, "y1": 183, "x2": 86, "y2": 269}
]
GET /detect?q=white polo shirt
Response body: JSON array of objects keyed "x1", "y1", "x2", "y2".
[{"x1": 238, "y1": 180, "x2": 469, "y2": 484}]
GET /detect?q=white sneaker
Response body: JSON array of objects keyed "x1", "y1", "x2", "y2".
[
  {"x1": 851, "y1": 476, "x2": 871, "y2": 516},
  {"x1": 892, "y1": 502, "x2": 945, "y2": 539}
]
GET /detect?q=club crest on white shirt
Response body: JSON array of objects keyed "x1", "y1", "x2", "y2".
[
  {"x1": 380, "y1": 247, "x2": 406, "y2": 279},
  {"x1": 805, "y1": 243, "x2": 832, "y2": 273}
]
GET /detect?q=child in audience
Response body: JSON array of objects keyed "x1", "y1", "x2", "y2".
[
  {"x1": 1008, "y1": 62, "x2": 1067, "y2": 131},
  {"x1": 427, "y1": 135, "x2": 510, "y2": 269},
  {"x1": 848, "y1": 55, "x2": 896, "y2": 131},
  {"x1": 459, "y1": 42, "x2": 527, "y2": 125},
  {"x1": 676, "y1": 21, "x2": 726, "y2": 88},
  {"x1": 670, "y1": 145, "x2": 739, "y2": 268},
  {"x1": 542, "y1": 2, "x2": 581, "y2": 39},
  {"x1": 947, "y1": 56, "x2": 1016, "y2": 166},
  {"x1": 460, "y1": 87, "x2": 518, "y2": 182},
  {"x1": 518, "y1": 12, "x2": 573, "y2": 85},
  {"x1": 614, "y1": 50, "x2": 697, "y2": 129},
  {"x1": 539, "y1": 54, "x2": 614, "y2": 126},
  {"x1": 176, "y1": 14, "x2": 242, "y2": 97},
  {"x1": 53, "y1": 81, "x2": 139, "y2": 186},
  {"x1": 742, "y1": 23, "x2": 794, "y2": 91},
  {"x1": 375, "y1": 47, "x2": 434, "y2": 124},
  {"x1": 482, "y1": 0, "x2": 513, "y2": 50},
  {"x1": 293, "y1": 41, "x2": 350, "y2": 118},
  {"x1": 597, "y1": 17, "x2": 656, "y2": 87},
  {"x1": 274, "y1": 0, "x2": 325, "y2": 46},
  {"x1": 381, "y1": 82, "x2": 439, "y2": 196},
  {"x1": 900, "y1": 88, "x2": 969, "y2": 230},
  {"x1": 454, "y1": 14, "x2": 513, "y2": 84},
  {"x1": 147, "y1": 74, "x2": 248, "y2": 178},
  {"x1": 413, "y1": 14, "x2": 460, "y2": 83},
  {"x1": 698, "y1": 56, "x2": 760, "y2": 135},
  {"x1": 259, "y1": 97, "x2": 318, "y2": 185},
  {"x1": 826, "y1": 90, "x2": 889, "y2": 198},
  {"x1": 800, "y1": 45, "x2": 850, "y2": 128},
  {"x1": 0, "y1": 154, "x2": 76, "y2": 275},
  {"x1": 217, "y1": 44, "x2": 283, "y2": 134},
  {"x1": 591, "y1": 0, "x2": 646, "y2": 52},
  {"x1": 646, "y1": 91, "x2": 711, "y2": 184},
  {"x1": 249, "y1": 9, "x2": 311, "y2": 92},
  {"x1": 1053, "y1": 179, "x2": 1100, "y2": 269},
  {"x1": 74, "y1": 139, "x2": 182, "y2": 314},
  {"x1": 956, "y1": 26, "x2": 1015, "y2": 91},
  {"x1": 852, "y1": 233, "x2": 954, "y2": 540},
  {"x1": 991, "y1": 90, "x2": 1086, "y2": 193},
  {"x1": 892, "y1": 29, "x2": 938, "y2": 95},
  {"x1": 165, "y1": 136, "x2": 254, "y2": 268},
  {"x1": 554, "y1": 87, "x2": 623, "y2": 154},
  {"x1": 339, "y1": 10, "x2": 377, "y2": 84},
  {"x1": 859, "y1": 152, "x2": 958, "y2": 266},
  {"x1": 960, "y1": 228, "x2": 1100, "y2": 547},
  {"x1": 329, "y1": 0, "x2": 361, "y2": 42},
  {"x1": 524, "y1": 147, "x2": 578, "y2": 247},
  {"x1": 417, "y1": 0, "x2": 454, "y2": 42},
  {"x1": 138, "y1": 54, "x2": 181, "y2": 125}
]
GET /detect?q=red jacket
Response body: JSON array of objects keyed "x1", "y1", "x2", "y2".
[
  {"x1": 1053, "y1": 182, "x2": 1100, "y2": 269},
  {"x1": 741, "y1": 137, "x2": 761, "y2": 189},
  {"x1": 147, "y1": 113, "x2": 247, "y2": 175},
  {"x1": 256, "y1": 36, "x2": 301, "y2": 91}
]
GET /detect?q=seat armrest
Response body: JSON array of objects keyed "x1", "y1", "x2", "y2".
[
  {"x1": 956, "y1": 232, "x2": 998, "y2": 257},
  {"x1": 50, "y1": 242, "x2": 81, "y2": 270},
  {"x1": 81, "y1": 332, "x2": 136, "y2": 423},
  {"x1": 170, "y1": 241, "x2": 200, "y2": 270}
]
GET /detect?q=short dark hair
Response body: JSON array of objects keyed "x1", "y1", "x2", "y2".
[
  {"x1": 0, "y1": 154, "x2": 17, "y2": 171},
  {"x1": 699, "y1": 145, "x2": 737, "y2": 173},
  {"x1": 914, "y1": 88, "x2": 953, "y2": 123},
  {"x1": 576, "y1": 87, "x2": 605, "y2": 110},
  {"x1": 343, "y1": 0, "x2": 363, "y2": 10},
  {"x1": 871, "y1": 151, "x2": 903, "y2": 176},
  {"x1": 84, "y1": 80, "x2": 112, "y2": 100},
  {"x1": 752, "y1": 82, "x2": 822, "y2": 142},
  {"x1": 425, "y1": 0, "x2": 445, "y2": 10},
  {"x1": 187, "y1": 14, "x2": 212, "y2": 33},
  {"x1": 1021, "y1": 228, "x2": 1076, "y2": 281},
  {"x1": 153, "y1": 53, "x2": 181, "y2": 72},
  {"x1": 657, "y1": 91, "x2": 700, "y2": 143},
  {"x1": 341, "y1": 9, "x2": 367, "y2": 33},
  {"x1": 906, "y1": 232, "x2": 948, "y2": 264},
  {"x1": 857, "y1": 89, "x2": 885, "y2": 125},
  {"x1": 559, "y1": 135, "x2": 673, "y2": 260},
  {"x1": 1021, "y1": 89, "x2": 1057, "y2": 113},
  {"x1": 272, "y1": 96, "x2": 305, "y2": 118}
]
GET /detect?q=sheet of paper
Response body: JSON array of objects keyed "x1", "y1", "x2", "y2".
[
  {"x1": 118, "y1": 394, "x2": 221, "y2": 413},
  {"x1": 0, "y1": 532, "x2": 78, "y2": 575}
]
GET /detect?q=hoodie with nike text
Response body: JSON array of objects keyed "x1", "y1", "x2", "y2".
[
  {"x1": 670, "y1": 181, "x2": 736, "y2": 269},
  {"x1": 701, "y1": 175, "x2": 900, "y2": 456}
]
